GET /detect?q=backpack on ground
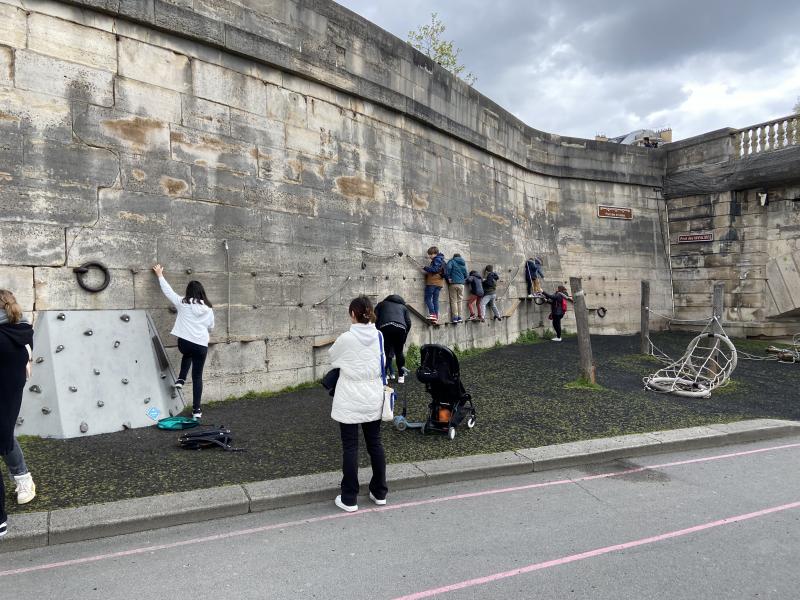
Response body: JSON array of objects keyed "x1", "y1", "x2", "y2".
[{"x1": 178, "y1": 426, "x2": 244, "y2": 451}]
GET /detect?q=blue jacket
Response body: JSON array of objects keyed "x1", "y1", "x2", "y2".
[
  {"x1": 445, "y1": 256, "x2": 468, "y2": 284},
  {"x1": 525, "y1": 259, "x2": 544, "y2": 282},
  {"x1": 423, "y1": 253, "x2": 446, "y2": 287}
]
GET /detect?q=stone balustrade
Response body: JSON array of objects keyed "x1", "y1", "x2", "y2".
[{"x1": 734, "y1": 115, "x2": 800, "y2": 158}]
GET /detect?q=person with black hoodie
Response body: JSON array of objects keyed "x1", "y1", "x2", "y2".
[
  {"x1": 0, "y1": 289, "x2": 35, "y2": 539},
  {"x1": 480, "y1": 265, "x2": 502, "y2": 322},
  {"x1": 542, "y1": 284, "x2": 570, "y2": 342},
  {"x1": 375, "y1": 294, "x2": 412, "y2": 383}
]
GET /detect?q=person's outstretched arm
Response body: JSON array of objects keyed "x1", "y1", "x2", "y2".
[{"x1": 153, "y1": 264, "x2": 182, "y2": 307}]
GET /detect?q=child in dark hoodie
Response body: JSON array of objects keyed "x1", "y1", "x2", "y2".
[
  {"x1": 375, "y1": 294, "x2": 412, "y2": 383},
  {"x1": 445, "y1": 253, "x2": 468, "y2": 323},
  {"x1": 422, "y1": 246, "x2": 445, "y2": 322},
  {"x1": 525, "y1": 257, "x2": 544, "y2": 297},
  {"x1": 465, "y1": 270, "x2": 484, "y2": 321},
  {"x1": 480, "y1": 265, "x2": 502, "y2": 321}
]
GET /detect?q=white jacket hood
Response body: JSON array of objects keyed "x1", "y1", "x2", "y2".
[{"x1": 349, "y1": 323, "x2": 379, "y2": 346}]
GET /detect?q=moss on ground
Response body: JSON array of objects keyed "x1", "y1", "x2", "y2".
[{"x1": 7, "y1": 331, "x2": 800, "y2": 514}]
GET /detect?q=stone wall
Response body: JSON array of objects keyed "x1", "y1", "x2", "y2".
[{"x1": 0, "y1": 0, "x2": 673, "y2": 401}]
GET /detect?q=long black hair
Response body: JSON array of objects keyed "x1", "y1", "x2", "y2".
[{"x1": 184, "y1": 280, "x2": 212, "y2": 307}]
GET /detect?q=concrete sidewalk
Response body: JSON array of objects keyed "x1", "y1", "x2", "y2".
[{"x1": 3, "y1": 418, "x2": 798, "y2": 553}]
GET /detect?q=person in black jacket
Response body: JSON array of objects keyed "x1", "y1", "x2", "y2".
[
  {"x1": 480, "y1": 265, "x2": 502, "y2": 322},
  {"x1": 375, "y1": 295, "x2": 412, "y2": 383},
  {"x1": 0, "y1": 289, "x2": 35, "y2": 538},
  {"x1": 542, "y1": 285, "x2": 570, "y2": 342}
]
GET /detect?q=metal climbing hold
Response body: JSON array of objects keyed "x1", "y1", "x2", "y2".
[
  {"x1": 114, "y1": 340, "x2": 121, "y2": 348},
  {"x1": 84, "y1": 329, "x2": 93, "y2": 336},
  {"x1": 16, "y1": 417, "x2": 23, "y2": 426},
  {"x1": 185, "y1": 268, "x2": 193, "y2": 274},
  {"x1": 120, "y1": 314, "x2": 131, "y2": 322},
  {"x1": 41, "y1": 407, "x2": 51, "y2": 415},
  {"x1": 121, "y1": 378, "x2": 129, "y2": 384},
  {"x1": 160, "y1": 373, "x2": 167, "y2": 379},
  {"x1": 169, "y1": 306, "x2": 177, "y2": 314},
  {"x1": 94, "y1": 368, "x2": 101, "y2": 375},
  {"x1": 69, "y1": 386, "x2": 78, "y2": 392},
  {"x1": 56, "y1": 344, "x2": 65, "y2": 353},
  {"x1": 97, "y1": 401, "x2": 104, "y2": 407},
  {"x1": 144, "y1": 397, "x2": 151, "y2": 404},
  {"x1": 122, "y1": 422, "x2": 132, "y2": 429},
  {"x1": 251, "y1": 271, "x2": 258, "y2": 276},
  {"x1": 29, "y1": 384, "x2": 41, "y2": 393},
  {"x1": 80, "y1": 422, "x2": 89, "y2": 433},
  {"x1": 57, "y1": 313, "x2": 66, "y2": 321},
  {"x1": 35, "y1": 356, "x2": 44, "y2": 364}
]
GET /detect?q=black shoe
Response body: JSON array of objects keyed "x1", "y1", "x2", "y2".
[
  {"x1": 493, "y1": 316, "x2": 502, "y2": 321},
  {"x1": 174, "y1": 379, "x2": 185, "y2": 389}
]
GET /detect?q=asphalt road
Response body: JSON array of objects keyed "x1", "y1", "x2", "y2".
[{"x1": 2, "y1": 436, "x2": 799, "y2": 599}]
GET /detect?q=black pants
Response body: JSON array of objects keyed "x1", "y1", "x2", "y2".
[
  {"x1": 0, "y1": 337, "x2": 27, "y2": 525},
  {"x1": 380, "y1": 325, "x2": 407, "y2": 373},
  {"x1": 339, "y1": 420, "x2": 387, "y2": 506},
  {"x1": 177, "y1": 338, "x2": 208, "y2": 411},
  {"x1": 552, "y1": 315, "x2": 562, "y2": 338}
]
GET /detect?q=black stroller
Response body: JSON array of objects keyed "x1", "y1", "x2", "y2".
[{"x1": 416, "y1": 344, "x2": 477, "y2": 440}]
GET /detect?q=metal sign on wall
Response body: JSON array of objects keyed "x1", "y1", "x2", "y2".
[
  {"x1": 678, "y1": 232, "x2": 714, "y2": 243},
  {"x1": 598, "y1": 205, "x2": 633, "y2": 220}
]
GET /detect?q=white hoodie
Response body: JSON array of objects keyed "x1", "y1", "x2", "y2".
[
  {"x1": 329, "y1": 323, "x2": 384, "y2": 424},
  {"x1": 158, "y1": 276, "x2": 215, "y2": 346}
]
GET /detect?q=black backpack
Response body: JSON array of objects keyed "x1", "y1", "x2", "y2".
[{"x1": 178, "y1": 426, "x2": 244, "y2": 452}]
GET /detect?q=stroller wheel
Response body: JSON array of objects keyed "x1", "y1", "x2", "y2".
[
  {"x1": 466, "y1": 415, "x2": 476, "y2": 429},
  {"x1": 394, "y1": 417, "x2": 407, "y2": 432},
  {"x1": 448, "y1": 427, "x2": 456, "y2": 440}
]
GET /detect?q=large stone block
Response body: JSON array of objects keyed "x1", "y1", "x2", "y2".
[
  {"x1": 33, "y1": 266, "x2": 134, "y2": 309},
  {"x1": 170, "y1": 125, "x2": 258, "y2": 174},
  {"x1": 24, "y1": 137, "x2": 120, "y2": 189},
  {"x1": 0, "y1": 86, "x2": 72, "y2": 141},
  {"x1": 0, "y1": 179, "x2": 98, "y2": 226},
  {"x1": 266, "y1": 335, "x2": 313, "y2": 371},
  {"x1": 204, "y1": 339, "x2": 267, "y2": 377},
  {"x1": 15, "y1": 50, "x2": 114, "y2": 107},
  {"x1": 0, "y1": 46, "x2": 11, "y2": 86},
  {"x1": 0, "y1": 266, "x2": 34, "y2": 312},
  {"x1": 153, "y1": 0, "x2": 225, "y2": 45},
  {"x1": 0, "y1": 4, "x2": 26, "y2": 48},
  {"x1": 65, "y1": 227, "x2": 158, "y2": 270},
  {"x1": 156, "y1": 235, "x2": 228, "y2": 272},
  {"x1": 181, "y1": 95, "x2": 231, "y2": 135},
  {"x1": 230, "y1": 107, "x2": 284, "y2": 148},
  {"x1": 117, "y1": 37, "x2": 191, "y2": 94},
  {"x1": 168, "y1": 198, "x2": 262, "y2": 240},
  {"x1": 265, "y1": 83, "x2": 307, "y2": 126},
  {"x1": 27, "y1": 13, "x2": 117, "y2": 71},
  {"x1": 191, "y1": 60, "x2": 267, "y2": 115},
  {"x1": 114, "y1": 77, "x2": 182, "y2": 124},
  {"x1": 73, "y1": 104, "x2": 171, "y2": 157},
  {"x1": 191, "y1": 165, "x2": 252, "y2": 207},
  {"x1": 0, "y1": 222, "x2": 65, "y2": 266},
  {"x1": 120, "y1": 154, "x2": 192, "y2": 198},
  {"x1": 97, "y1": 188, "x2": 171, "y2": 233}
]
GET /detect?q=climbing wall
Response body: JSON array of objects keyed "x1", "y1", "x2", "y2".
[{"x1": 17, "y1": 310, "x2": 185, "y2": 439}]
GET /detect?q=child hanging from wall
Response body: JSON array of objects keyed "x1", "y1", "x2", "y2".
[
  {"x1": 466, "y1": 270, "x2": 484, "y2": 321},
  {"x1": 542, "y1": 285, "x2": 570, "y2": 342},
  {"x1": 445, "y1": 253, "x2": 468, "y2": 323},
  {"x1": 421, "y1": 246, "x2": 445, "y2": 323},
  {"x1": 525, "y1": 257, "x2": 544, "y2": 298},
  {"x1": 480, "y1": 265, "x2": 502, "y2": 322}
]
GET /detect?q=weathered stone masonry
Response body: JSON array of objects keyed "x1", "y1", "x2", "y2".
[{"x1": 2, "y1": 0, "x2": 685, "y2": 401}]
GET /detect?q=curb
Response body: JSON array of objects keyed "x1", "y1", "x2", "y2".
[{"x1": 3, "y1": 418, "x2": 799, "y2": 553}]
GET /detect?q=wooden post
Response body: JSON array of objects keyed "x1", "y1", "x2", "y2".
[
  {"x1": 569, "y1": 277, "x2": 595, "y2": 383},
  {"x1": 640, "y1": 280, "x2": 650, "y2": 355}
]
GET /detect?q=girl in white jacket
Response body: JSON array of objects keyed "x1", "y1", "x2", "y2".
[
  {"x1": 329, "y1": 296, "x2": 388, "y2": 512},
  {"x1": 153, "y1": 264, "x2": 215, "y2": 419}
]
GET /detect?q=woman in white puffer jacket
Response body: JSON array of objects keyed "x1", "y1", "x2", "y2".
[{"x1": 329, "y1": 296, "x2": 388, "y2": 512}]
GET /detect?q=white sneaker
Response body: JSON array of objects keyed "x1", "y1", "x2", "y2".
[
  {"x1": 174, "y1": 379, "x2": 184, "y2": 389},
  {"x1": 334, "y1": 495, "x2": 358, "y2": 512},
  {"x1": 14, "y1": 472, "x2": 36, "y2": 505},
  {"x1": 0, "y1": 521, "x2": 6, "y2": 538},
  {"x1": 192, "y1": 411, "x2": 202, "y2": 420},
  {"x1": 397, "y1": 375, "x2": 405, "y2": 384},
  {"x1": 551, "y1": 337, "x2": 562, "y2": 342},
  {"x1": 369, "y1": 492, "x2": 387, "y2": 506}
]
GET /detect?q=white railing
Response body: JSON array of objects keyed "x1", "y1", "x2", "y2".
[{"x1": 734, "y1": 115, "x2": 800, "y2": 158}]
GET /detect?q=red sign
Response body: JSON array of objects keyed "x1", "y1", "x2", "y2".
[
  {"x1": 598, "y1": 205, "x2": 633, "y2": 220},
  {"x1": 678, "y1": 232, "x2": 714, "y2": 243}
]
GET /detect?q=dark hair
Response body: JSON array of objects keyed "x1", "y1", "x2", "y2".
[
  {"x1": 184, "y1": 280, "x2": 212, "y2": 307},
  {"x1": 557, "y1": 285, "x2": 568, "y2": 294},
  {"x1": 349, "y1": 295, "x2": 375, "y2": 324},
  {"x1": 453, "y1": 253, "x2": 461, "y2": 258},
  {"x1": 427, "y1": 246, "x2": 439, "y2": 255},
  {"x1": 484, "y1": 265, "x2": 493, "y2": 273}
]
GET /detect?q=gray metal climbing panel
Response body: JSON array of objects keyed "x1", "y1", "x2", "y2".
[{"x1": 17, "y1": 310, "x2": 185, "y2": 439}]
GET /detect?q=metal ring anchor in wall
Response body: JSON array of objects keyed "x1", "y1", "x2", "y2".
[
  {"x1": 73, "y1": 261, "x2": 111, "y2": 293},
  {"x1": 596, "y1": 306, "x2": 608, "y2": 318}
]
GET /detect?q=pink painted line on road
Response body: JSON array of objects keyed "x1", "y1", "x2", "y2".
[
  {"x1": 390, "y1": 500, "x2": 800, "y2": 600},
  {"x1": 1, "y1": 441, "x2": 799, "y2": 578}
]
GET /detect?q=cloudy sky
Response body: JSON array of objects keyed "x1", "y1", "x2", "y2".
[{"x1": 336, "y1": 0, "x2": 800, "y2": 141}]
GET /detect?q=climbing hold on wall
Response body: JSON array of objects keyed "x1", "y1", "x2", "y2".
[
  {"x1": 160, "y1": 373, "x2": 167, "y2": 379},
  {"x1": 297, "y1": 302, "x2": 304, "y2": 307},
  {"x1": 251, "y1": 271, "x2": 258, "y2": 276},
  {"x1": 56, "y1": 344, "x2": 65, "y2": 353},
  {"x1": 144, "y1": 397, "x2": 151, "y2": 404},
  {"x1": 122, "y1": 422, "x2": 132, "y2": 429},
  {"x1": 323, "y1": 257, "x2": 328, "y2": 263},
  {"x1": 114, "y1": 340, "x2": 121, "y2": 348},
  {"x1": 185, "y1": 268, "x2": 193, "y2": 275},
  {"x1": 80, "y1": 422, "x2": 89, "y2": 433},
  {"x1": 69, "y1": 386, "x2": 78, "y2": 392},
  {"x1": 97, "y1": 401, "x2": 104, "y2": 408},
  {"x1": 57, "y1": 313, "x2": 66, "y2": 321},
  {"x1": 398, "y1": 252, "x2": 404, "y2": 256},
  {"x1": 121, "y1": 378, "x2": 129, "y2": 385},
  {"x1": 120, "y1": 314, "x2": 131, "y2": 322},
  {"x1": 41, "y1": 407, "x2": 51, "y2": 415},
  {"x1": 94, "y1": 368, "x2": 101, "y2": 375},
  {"x1": 169, "y1": 306, "x2": 178, "y2": 314},
  {"x1": 361, "y1": 262, "x2": 367, "y2": 270},
  {"x1": 73, "y1": 261, "x2": 111, "y2": 293},
  {"x1": 35, "y1": 356, "x2": 44, "y2": 364},
  {"x1": 16, "y1": 417, "x2": 23, "y2": 426},
  {"x1": 84, "y1": 329, "x2": 93, "y2": 336},
  {"x1": 29, "y1": 385, "x2": 41, "y2": 393}
]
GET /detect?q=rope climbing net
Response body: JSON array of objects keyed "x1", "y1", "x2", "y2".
[{"x1": 643, "y1": 316, "x2": 738, "y2": 398}]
